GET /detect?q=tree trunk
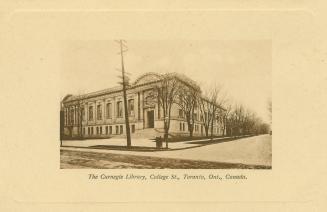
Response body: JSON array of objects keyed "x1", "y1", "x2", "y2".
[
  {"x1": 205, "y1": 126, "x2": 209, "y2": 137},
  {"x1": 222, "y1": 119, "x2": 226, "y2": 136},
  {"x1": 163, "y1": 118, "x2": 169, "y2": 148},
  {"x1": 188, "y1": 122, "x2": 194, "y2": 138},
  {"x1": 164, "y1": 128, "x2": 169, "y2": 148},
  {"x1": 210, "y1": 118, "x2": 214, "y2": 139}
]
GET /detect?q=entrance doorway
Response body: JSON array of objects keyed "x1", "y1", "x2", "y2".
[{"x1": 147, "y1": 110, "x2": 154, "y2": 128}]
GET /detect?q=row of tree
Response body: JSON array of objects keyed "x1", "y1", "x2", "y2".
[
  {"x1": 222, "y1": 104, "x2": 270, "y2": 137},
  {"x1": 155, "y1": 73, "x2": 270, "y2": 148}
]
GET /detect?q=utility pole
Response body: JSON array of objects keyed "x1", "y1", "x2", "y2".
[{"x1": 116, "y1": 40, "x2": 131, "y2": 147}]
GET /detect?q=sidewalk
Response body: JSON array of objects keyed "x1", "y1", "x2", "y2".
[{"x1": 61, "y1": 136, "x2": 234, "y2": 150}]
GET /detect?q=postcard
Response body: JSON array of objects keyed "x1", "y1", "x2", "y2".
[{"x1": 1, "y1": 1, "x2": 326, "y2": 211}]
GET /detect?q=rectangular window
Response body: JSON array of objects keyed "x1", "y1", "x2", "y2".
[
  {"x1": 128, "y1": 99, "x2": 134, "y2": 116},
  {"x1": 91, "y1": 127, "x2": 94, "y2": 135},
  {"x1": 67, "y1": 109, "x2": 69, "y2": 125},
  {"x1": 109, "y1": 126, "x2": 112, "y2": 134},
  {"x1": 96, "y1": 127, "x2": 99, "y2": 134},
  {"x1": 88, "y1": 106, "x2": 93, "y2": 121},
  {"x1": 117, "y1": 101, "x2": 123, "y2": 118},
  {"x1": 116, "y1": 126, "x2": 119, "y2": 134},
  {"x1": 97, "y1": 104, "x2": 102, "y2": 120},
  {"x1": 120, "y1": 125, "x2": 123, "y2": 134},
  {"x1": 71, "y1": 108, "x2": 75, "y2": 125},
  {"x1": 68, "y1": 109, "x2": 71, "y2": 124},
  {"x1": 183, "y1": 123, "x2": 185, "y2": 131},
  {"x1": 105, "y1": 126, "x2": 108, "y2": 134},
  {"x1": 72, "y1": 108, "x2": 75, "y2": 124},
  {"x1": 64, "y1": 108, "x2": 67, "y2": 126},
  {"x1": 100, "y1": 126, "x2": 102, "y2": 134},
  {"x1": 106, "y1": 103, "x2": 112, "y2": 119},
  {"x1": 131, "y1": 124, "x2": 135, "y2": 133},
  {"x1": 83, "y1": 128, "x2": 85, "y2": 135},
  {"x1": 138, "y1": 92, "x2": 141, "y2": 120},
  {"x1": 179, "y1": 109, "x2": 183, "y2": 118},
  {"x1": 180, "y1": 122, "x2": 182, "y2": 131},
  {"x1": 81, "y1": 107, "x2": 85, "y2": 121}
]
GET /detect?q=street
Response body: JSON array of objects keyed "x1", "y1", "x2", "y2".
[{"x1": 61, "y1": 134, "x2": 271, "y2": 169}]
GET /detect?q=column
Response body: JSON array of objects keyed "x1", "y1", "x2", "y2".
[
  {"x1": 85, "y1": 103, "x2": 88, "y2": 125},
  {"x1": 103, "y1": 99, "x2": 106, "y2": 121},
  {"x1": 64, "y1": 108, "x2": 67, "y2": 126},
  {"x1": 94, "y1": 100, "x2": 97, "y2": 124},
  {"x1": 140, "y1": 91, "x2": 144, "y2": 120},
  {"x1": 113, "y1": 97, "x2": 116, "y2": 123},
  {"x1": 75, "y1": 105, "x2": 78, "y2": 126}
]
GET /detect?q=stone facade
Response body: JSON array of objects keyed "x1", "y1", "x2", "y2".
[{"x1": 61, "y1": 72, "x2": 225, "y2": 138}]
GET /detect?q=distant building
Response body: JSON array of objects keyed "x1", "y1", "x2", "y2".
[{"x1": 61, "y1": 72, "x2": 225, "y2": 139}]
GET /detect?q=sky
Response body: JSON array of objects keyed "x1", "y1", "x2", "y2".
[{"x1": 61, "y1": 40, "x2": 271, "y2": 123}]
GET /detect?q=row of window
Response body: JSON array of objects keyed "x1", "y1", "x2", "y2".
[
  {"x1": 179, "y1": 122, "x2": 203, "y2": 133},
  {"x1": 178, "y1": 109, "x2": 199, "y2": 121},
  {"x1": 65, "y1": 107, "x2": 80, "y2": 125},
  {"x1": 178, "y1": 110, "x2": 222, "y2": 124},
  {"x1": 84, "y1": 99, "x2": 134, "y2": 121},
  {"x1": 180, "y1": 122, "x2": 186, "y2": 131},
  {"x1": 82, "y1": 124, "x2": 136, "y2": 136}
]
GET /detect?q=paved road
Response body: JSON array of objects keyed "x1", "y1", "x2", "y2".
[
  {"x1": 61, "y1": 149, "x2": 270, "y2": 169},
  {"x1": 61, "y1": 135, "x2": 272, "y2": 167}
]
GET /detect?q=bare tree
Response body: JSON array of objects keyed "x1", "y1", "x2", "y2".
[
  {"x1": 176, "y1": 86, "x2": 200, "y2": 138},
  {"x1": 268, "y1": 99, "x2": 272, "y2": 121},
  {"x1": 226, "y1": 103, "x2": 244, "y2": 137},
  {"x1": 198, "y1": 97, "x2": 212, "y2": 137},
  {"x1": 226, "y1": 103, "x2": 270, "y2": 136},
  {"x1": 242, "y1": 109, "x2": 256, "y2": 135},
  {"x1": 267, "y1": 99, "x2": 272, "y2": 134},
  {"x1": 199, "y1": 85, "x2": 226, "y2": 139},
  {"x1": 208, "y1": 85, "x2": 227, "y2": 139},
  {"x1": 155, "y1": 73, "x2": 182, "y2": 148},
  {"x1": 234, "y1": 104, "x2": 246, "y2": 136},
  {"x1": 221, "y1": 104, "x2": 232, "y2": 136}
]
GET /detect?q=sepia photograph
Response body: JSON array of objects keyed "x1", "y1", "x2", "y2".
[
  {"x1": 60, "y1": 40, "x2": 272, "y2": 169},
  {"x1": 3, "y1": 1, "x2": 327, "y2": 210}
]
